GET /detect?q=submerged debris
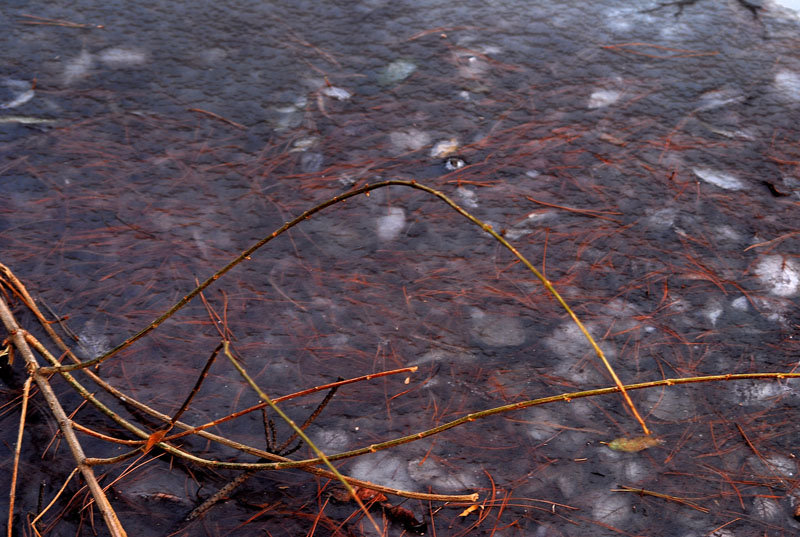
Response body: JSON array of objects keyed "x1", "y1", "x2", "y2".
[
  {"x1": 379, "y1": 59, "x2": 417, "y2": 86},
  {"x1": 605, "y1": 435, "x2": 663, "y2": 453},
  {"x1": 430, "y1": 138, "x2": 460, "y2": 158}
]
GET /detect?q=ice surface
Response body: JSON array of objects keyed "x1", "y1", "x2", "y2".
[
  {"x1": 504, "y1": 210, "x2": 554, "y2": 240},
  {"x1": 300, "y1": 152, "x2": 324, "y2": 173},
  {"x1": 407, "y1": 457, "x2": 482, "y2": 491},
  {"x1": 348, "y1": 452, "x2": 417, "y2": 492},
  {"x1": 774, "y1": 0, "x2": 800, "y2": 14},
  {"x1": 311, "y1": 428, "x2": 352, "y2": 452},
  {"x1": 748, "y1": 454, "x2": 797, "y2": 478},
  {"x1": 469, "y1": 308, "x2": 526, "y2": 347},
  {"x1": 692, "y1": 167, "x2": 745, "y2": 190},
  {"x1": 773, "y1": 70, "x2": 800, "y2": 100},
  {"x1": 77, "y1": 320, "x2": 111, "y2": 359},
  {"x1": 590, "y1": 493, "x2": 630, "y2": 526},
  {"x1": 63, "y1": 50, "x2": 93, "y2": 85},
  {"x1": 588, "y1": 89, "x2": 621, "y2": 108},
  {"x1": 389, "y1": 128, "x2": 430, "y2": 154},
  {"x1": 376, "y1": 207, "x2": 406, "y2": 241},
  {"x1": 455, "y1": 187, "x2": 478, "y2": 208},
  {"x1": 754, "y1": 255, "x2": 800, "y2": 297},
  {"x1": 320, "y1": 85, "x2": 351, "y2": 100},
  {"x1": 731, "y1": 380, "x2": 794, "y2": 406},
  {"x1": 98, "y1": 47, "x2": 147, "y2": 68},
  {"x1": 642, "y1": 386, "x2": 696, "y2": 421},
  {"x1": 694, "y1": 88, "x2": 744, "y2": 112},
  {"x1": 731, "y1": 295, "x2": 749, "y2": 311},
  {"x1": 703, "y1": 299, "x2": 723, "y2": 326},
  {"x1": 379, "y1": 59, "x2": 417, "y2": 86}
]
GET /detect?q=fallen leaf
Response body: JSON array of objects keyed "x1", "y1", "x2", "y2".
[
  {"x1": 605, "y1": 435, "x2": 662, "y2": 453},
  {"x1": 458, "y1": 504, "x2": 480, "y2": 517}
]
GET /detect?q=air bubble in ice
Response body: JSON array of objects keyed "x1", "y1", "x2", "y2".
[
  {"x1": 349, "y1": 452, "x2": 416, "y2": 492},
  {"x1": 731, "y1": 296, "x2": 749, "y2": 311},
  {"x1": 774, "y1": 70, "x2": 800, "y2": 100},
  {"x1": 591, "y1": 494, "x2": 630, "y2": 525},
  {"x1": 300, "y1": 152, "x2": 324, "y2": 173},
  {"x1": 379, "y1": 59, "x2": 417, "y2": 86},
  {"x1": 469, "y1": 308, "x2": 526, "y2": 347},
  {"x1": 703, "y1": 300, "x2": 723, "y2": 326},
  {"x1": 312, "y1": 429, "x2": 351, "y2": 452},
  {"x1": 754, "y1": 255, "x2": 800, "y2": 297},
  {"x1": 376, "y1": 207, "x2": 406, "y2": 241},
  {"x1": 77, "y1": 321, "x2": 111, "y2": 359},
  {"x1": 455, "y1": 187, "x2": 478, "y2": 208},
  {"x1": 389, "y1": 129, "x2": 430, "y2": 154},
  {"x1": 320, "y1": 85, "x2": 351, "y2": 100},
  {"x1": 588, "y1": 89, "x2": 621, "y2": 108},
  {"x1": 692, "y1": 167, "x2": 745, "y2": 190},
  {"x1": 642, "y1": 387, "x2": 696, "y2": 420},
  {"x1": 545, "y1": 322, "x2": 605, "y2": 360},
  {"x1": 407, "y1": 458, "x2": 482, "y2": 491},
  {"x1": 99, "y1": 47, "x2": 147, "y2": 68},
  {"x1": 63, "y1": 50, "x2": 94, "y2": 85}
]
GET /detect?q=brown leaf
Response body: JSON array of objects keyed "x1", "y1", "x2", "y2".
[
  {"x1": 605, "y1": 435, "x2": 663, "y2": 453},
  {"x1": 144, "y1": 429, "x2": 168, "y2": 452}
]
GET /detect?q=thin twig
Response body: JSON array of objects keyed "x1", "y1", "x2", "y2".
[
  {"x1": 7, "y1": 376, "x2": 31, "y2": 537},
  {"x1": 0, "y1": 297, "x2": 128, "y2": 537},
  {"x1": 37, "y1": 180, "x2": 649, "y2": 435}
]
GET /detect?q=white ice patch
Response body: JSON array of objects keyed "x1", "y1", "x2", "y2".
[
  {"x1": 407, "y1": 458, "x2": 482, "y2": 491},
  {"x1": 63, "y1": 50, "x2": 94, "y2": 85},
  {"x1": 98, "y1": 47, "x2": 148, "y2": 68},
  {"x1": 695, "y1": 88, "x2": 744, "y2": 112},
  {"x1": 731, "y1": 296, "x2": 749, "y2": 311},
  {"x1": 642, "y1": 387, "x2": 696, "y2": 421},
  {"x1": 320, "y1": 85, "x2": 351, "y2": 100},
  {"x1": 389, "y1": 129, "x2": 430, "y2": 154},
  {"x1": 588, "y1": 89, "x2": 621, "y2": 108},
  {"x1": 455, "y1": 187, "x2": 478, "y2": 208},
  {"x1": 376, "y1": 207, "x2": 406, "y2": 241},
  {"x1": 703, "y1": 300, "x2": 723, "y2": 326},
  {"x1": 312, "y1": 429, "x2": 352, "y2": 452},
  {"x1": 748, "y1": 454, "x2": 797, "y2": 478},
  {"x1": 754, "y1": 255, "x2": 800, "y2": 297},
  {"x1": 469, "y1": 308, "x2": 526, "y2": 347},
  {"x1": 774, "y1": 0, "x2": 800, "y2": 14},
  {"x1": 379, "y1": 59, "x2": 417, "y2": 86},
  {"x1": 77, "y1": 320, "x2": 111, "y2": 359},
  {"x1": 349, "y1": 452, "x2": 416, "y2": 492},
  {"x1": 591, "y1": 494, "x2": 630, "y2": 525},
  {"x1": 692, "y1": 167, "x2": 745, "y2": 190},
  {"x1": 773, "y1": 70, "x2": 800, "y2": 100}
]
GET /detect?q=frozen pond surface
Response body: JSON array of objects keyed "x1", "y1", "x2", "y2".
[{"x1": 1, "y1": 1, "x2": 799, "y2": 536}]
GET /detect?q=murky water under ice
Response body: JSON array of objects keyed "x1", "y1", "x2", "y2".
[{"x1": 1, "y1": 1, "x2": 799, "y2": 536}]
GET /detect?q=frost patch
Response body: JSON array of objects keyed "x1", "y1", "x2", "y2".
[
  {"x1": 376, "y1": 207, "x2": 406, "y2": 241},
  {"x1": 754, "y1": 255, "x2": 800, "y2": 297},
  {"x1": 692, "y1": 167, "x2": 745, "y2": 190},
  {"x1": 588, "y1": 89, "x2": 621, "y2": 108},
  {"x1": 99, "y1": 47, "x2": 148, "y2": 68},
  {"x1": 774, "y1": 70, "x2": 800, "y2": 100}
]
